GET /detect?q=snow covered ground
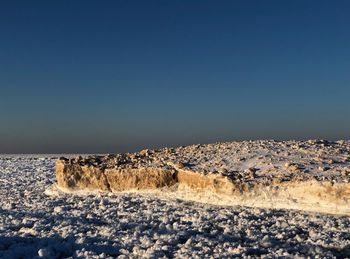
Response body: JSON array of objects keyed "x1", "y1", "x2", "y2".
[{"x1": 0, "y1": 155, "x2": 350, "y2": 258}]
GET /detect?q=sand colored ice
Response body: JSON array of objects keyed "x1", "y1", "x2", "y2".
[{"x1": 56, "y1": 140, "x2": 350, "y2": 215}]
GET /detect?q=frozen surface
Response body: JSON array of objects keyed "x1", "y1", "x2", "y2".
[
  {"x1": 0, "y1": 154, "x2": 350, "y2": 258},
  {"x1": 63, "y1": 140, "x2": 350, "y2": 184}
]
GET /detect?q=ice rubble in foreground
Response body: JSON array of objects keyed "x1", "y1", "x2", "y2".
[{"x1": 0, "y1": 140, "x2": 349, "y2": 258}]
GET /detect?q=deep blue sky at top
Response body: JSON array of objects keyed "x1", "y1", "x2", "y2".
[{"x1": 0, "y1": 0, "x2": 349, "y2": 153}]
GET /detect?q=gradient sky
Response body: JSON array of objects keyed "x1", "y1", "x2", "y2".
[{"x1": 1, "y1": 0, "x2": 350, "y2": 153}]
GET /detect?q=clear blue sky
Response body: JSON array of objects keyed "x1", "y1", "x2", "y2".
[{"x1": 1, "y1": 0, "x2": 349, "y2": 153}]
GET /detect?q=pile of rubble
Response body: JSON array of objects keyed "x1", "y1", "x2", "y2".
[{"x1": 56, "y1": 140, "x2": 350, "y2": 215}]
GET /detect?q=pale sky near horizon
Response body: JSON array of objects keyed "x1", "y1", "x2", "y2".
[{"x1": 1, "y1": 0, "x2": 349, "y2": 153}]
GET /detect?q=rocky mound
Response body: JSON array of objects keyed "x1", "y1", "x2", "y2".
[{"x1": 56, "y1": 140, "x2": 350, "y2": 215}]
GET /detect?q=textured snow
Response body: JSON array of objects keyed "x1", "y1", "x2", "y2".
[{"x1": 1, "y1": 155, "x2": 350, "y2": 258}]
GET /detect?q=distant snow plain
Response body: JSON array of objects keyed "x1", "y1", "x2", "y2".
[{"x1": 0, "y1": 155, "x2": 349, "y2": 258}]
